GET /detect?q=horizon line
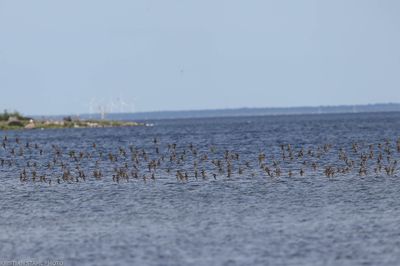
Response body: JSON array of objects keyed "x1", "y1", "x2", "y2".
[{"x1": 30, "y1": 102, "x2": 400, "y2": 118}]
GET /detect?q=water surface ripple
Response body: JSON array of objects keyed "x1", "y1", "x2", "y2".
[{"x1": 1, "y1": 113, "x2": 400, "y2": 266}]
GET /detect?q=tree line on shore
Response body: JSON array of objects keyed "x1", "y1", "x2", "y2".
[{"x1": 0, "y1": 110, "x2": 30, "y2": 122}]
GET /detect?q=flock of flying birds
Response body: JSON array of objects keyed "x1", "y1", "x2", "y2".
[{"x1": 0, "y1": 135, "x2": 400, "y2": 186}]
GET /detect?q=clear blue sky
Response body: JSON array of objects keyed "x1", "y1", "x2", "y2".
[{"x1": 0, "y1": 0, "x2": 399, "y2": 115}]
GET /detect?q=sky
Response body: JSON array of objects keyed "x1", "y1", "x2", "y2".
[{"x1": 0, "y1": 0, "x2": 399, "y2": 116}]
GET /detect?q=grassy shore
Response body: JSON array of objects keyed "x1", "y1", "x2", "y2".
[
  {"x1": 0, "y1": 119, "x2": 143, "y2": 130},
  {"x1": 0, "y1": 111, "x2": 143, "y2": 130}
]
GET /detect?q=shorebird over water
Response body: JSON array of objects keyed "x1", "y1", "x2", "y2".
[{"x1": 0, "y1": 134, "x2": 399, "y2": 186}]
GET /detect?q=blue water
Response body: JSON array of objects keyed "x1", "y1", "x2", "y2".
[{"x1": 1, "y1": 112, "x2": 400, "y2": 266}]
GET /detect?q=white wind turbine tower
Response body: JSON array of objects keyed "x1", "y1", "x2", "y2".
[
  {"x1": 98, "y1": 105, "x2": 107, "y2": 120},
  {"x1": 119, "y1": 98, "x2": 131, "y2": 113},
  {"x1": 94, "y1": 98, "x2": 108, "y2": 120},
  {"x1": 117, "y1": 94, "x2": 136, "y2": 113},
  {"x1": 114, "y1": 97, "x2": 121, "y2": 113},
  {"x1": 129, "y1": 97, "x2": 136, "y2": 113},
  {"x1": 109, "y1": 99, "x2": 117, "y2": 113},
  {"x1": 88, "y1": 98, "x2": 97, "y2": 118},
  {"x1": 112, "y1": 95, "x2": 129, "y2": 113}
]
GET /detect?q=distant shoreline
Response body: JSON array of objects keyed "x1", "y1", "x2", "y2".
[{"x1": 33, "y1": 103, "x2": 400, "y2": 121}]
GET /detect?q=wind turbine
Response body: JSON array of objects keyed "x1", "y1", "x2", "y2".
[
  {"x1": 88, "y1": 98, "x2": 97, "y2": 118},
  {"x1": 98, "y1": 105, "x2": 107, "y2": 120},
  {"x1": 119, "y1": 99, "x2": 131, "y2": 113},
  {"x1": 109, "y1": 99, "x2": 118, "y2": 113}
]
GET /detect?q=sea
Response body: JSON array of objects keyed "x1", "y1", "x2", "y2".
[{"x1": 1, "y1": 112, "x2": 400, "y2": 266}]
